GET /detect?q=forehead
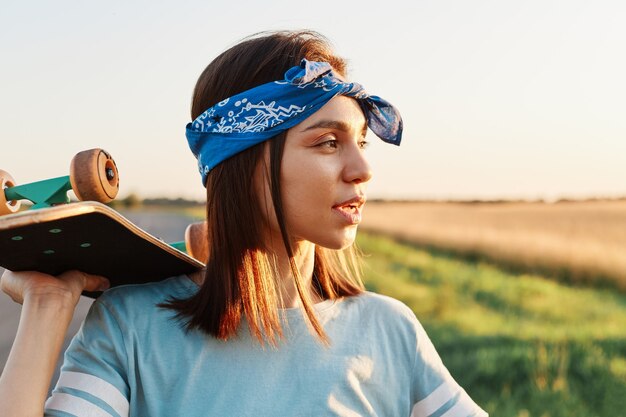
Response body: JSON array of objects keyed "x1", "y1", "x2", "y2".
[{"x1": 298, "y1": 96, "x2": 366, "y2": 130}]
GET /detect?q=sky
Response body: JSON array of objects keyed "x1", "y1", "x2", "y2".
[{"x1": 1, "y1": 0, "x2": 625, "y2": 202}]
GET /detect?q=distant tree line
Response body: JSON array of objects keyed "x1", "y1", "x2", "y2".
[{"x1": 108, "y1": 193, "x2": 203, "y2": 209}]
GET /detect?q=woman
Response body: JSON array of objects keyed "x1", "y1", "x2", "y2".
[{"x1": 0, "y1": 31, "x2": 488, "y2": 416}]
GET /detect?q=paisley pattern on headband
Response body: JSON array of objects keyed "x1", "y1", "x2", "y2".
[{"x1": 192, "y1": 101, "x2": 308, "y2": 134}]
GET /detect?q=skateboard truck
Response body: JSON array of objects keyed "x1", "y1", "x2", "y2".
[
  {"x1": 4, "y1": 176, "x2": 74, "y2": 209},
  {"x1": 0, "y1": 149, "x2": 119, "y2": 214}
]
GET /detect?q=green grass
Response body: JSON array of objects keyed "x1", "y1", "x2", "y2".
[{"x1": 357, "y1": 232, "x2": 626, "y2": 417}]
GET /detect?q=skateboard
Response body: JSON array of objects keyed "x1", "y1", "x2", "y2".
[{"x1": 0, "y1": 149, "x2": 205, "y2": 297}]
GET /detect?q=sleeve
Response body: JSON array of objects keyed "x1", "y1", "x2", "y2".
[
  {"x1": 44, "y1": 297, "x2": 130, "y2": 417},
  {"x1": 410, "y1": 321, "x2": 488, "y2": 417}
]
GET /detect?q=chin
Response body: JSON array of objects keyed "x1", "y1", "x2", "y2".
[{"x1": 314, "y1": 227, "x2": 358, "y2": 250}]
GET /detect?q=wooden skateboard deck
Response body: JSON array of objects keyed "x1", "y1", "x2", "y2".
[{"x1": 0, "y1": 201, "x2": 204, "y2": 297}]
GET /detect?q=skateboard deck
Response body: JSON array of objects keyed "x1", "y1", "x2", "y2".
[{"x1": 0, "y1": 201, "x2": 204, "y2": 297}]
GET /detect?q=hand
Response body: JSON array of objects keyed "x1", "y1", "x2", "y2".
[{"x1": 0, "y1": 269, "x2": 110, "y2": 306}]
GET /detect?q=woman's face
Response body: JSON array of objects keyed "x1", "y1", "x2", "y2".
[{"x1": 257, "y1": 96, "x2": 372, "y2": 250}]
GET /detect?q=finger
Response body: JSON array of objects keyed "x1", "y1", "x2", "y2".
[
  {"x1": 83, "y1": 274, "x2": 110, "y2": 292},
  {"x1": 57, "y1": 270, "x2": 110, "y2": 293}
]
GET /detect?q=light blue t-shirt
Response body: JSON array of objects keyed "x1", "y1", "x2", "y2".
[{"x1": 45, "y1": 275, "x2": 487, "y2": 417}]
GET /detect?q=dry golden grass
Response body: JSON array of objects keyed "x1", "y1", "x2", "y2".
[{"x1": 360, "y1": 200, "x2": 626, "y2": 290}]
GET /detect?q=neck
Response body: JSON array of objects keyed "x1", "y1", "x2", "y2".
[
  {"x1": 271, "y1": 239, "x2": 321, "y2": 308},
  {"x1": 187, "y1": 238, "x2": 321, "y2": 309}
]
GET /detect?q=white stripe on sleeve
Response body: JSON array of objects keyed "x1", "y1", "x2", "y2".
[
  {"x1": 45, "y1": 392, "x2": 114, "y2": 417},
  {"x1": 411, "y1": 381, "x2": 459, "y2": 416},
  {"x1": 439, "y1": 388, "x2": 486, "y2": 417},
  {"x1": 51, "y1": 371, "x2": 129, "y2": 417}
]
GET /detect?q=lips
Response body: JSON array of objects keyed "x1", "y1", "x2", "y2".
[{"x1": 332, "y1": 195, "x2": 366, "y2": 225}]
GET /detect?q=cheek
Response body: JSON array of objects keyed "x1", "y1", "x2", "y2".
[
  {"x1": 281, "y1": 156, "x2": 336, "y2": 209},
  {"x1": 280, "y1": 161, "x2": 342, "y2": 242}
]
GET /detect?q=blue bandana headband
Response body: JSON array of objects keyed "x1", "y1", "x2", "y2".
[{"x1": 186, "y1": 59, "x2": 403, "y2": 185}]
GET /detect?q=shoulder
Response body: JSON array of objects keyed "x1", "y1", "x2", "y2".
[
  {"x1": 337, "y1": 291, "x2": 424, "y2": 342},
  {"x1": 93, "y1": 275, "x2": 197, "y2": 321},
  {"x1": 98, "y1": 274, "x2": 196, "y2": 304},
  {"x1": 344, "y1": 291, "x2": 419, "y2": 323},
  {"x1": 328, "y1": 292, "x2": 428, "y2": 374}
]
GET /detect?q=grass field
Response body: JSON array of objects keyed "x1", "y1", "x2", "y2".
[
  {"x1": 356, "y1": 231, "x2": 626, "y2": 417},
  {"x1": 360, "y1": 201, "x2": 626, "y2": 291}
]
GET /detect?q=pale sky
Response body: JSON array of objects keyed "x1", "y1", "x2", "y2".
[{"x1": 1, "y1": 0, "x2": 625, "y2": 201}]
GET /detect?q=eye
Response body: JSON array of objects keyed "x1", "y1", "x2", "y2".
[{"x1": 317, "y1": 136, "x2": 338, "y2": 149}]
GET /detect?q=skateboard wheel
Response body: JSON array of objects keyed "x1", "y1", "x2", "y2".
[
  {"x1": 0, "y1": 169, "x2": 21, "y2": 215},
  {"x1": 70, "y1": 149, "x2": 120, "y2": 203},
  {"x1": 185, "y1": 221, "x2": 208, "y2": 263}
]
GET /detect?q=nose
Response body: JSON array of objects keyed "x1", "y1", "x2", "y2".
[{"x1": 342, "y1": 143, "x2": 373, "y2": 184}]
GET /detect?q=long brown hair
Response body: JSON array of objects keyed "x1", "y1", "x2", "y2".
[{"x1": 161, "y1": 31, "x2": 364, "y2": 345}]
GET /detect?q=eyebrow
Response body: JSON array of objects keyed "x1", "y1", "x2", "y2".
[{"x1": 299, "y1": 119, "x2": 368, "y2": 136}]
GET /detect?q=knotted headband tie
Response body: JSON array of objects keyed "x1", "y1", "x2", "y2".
[{"x1": 186, "y1": 59, "x2": 403, "y2": 185}]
